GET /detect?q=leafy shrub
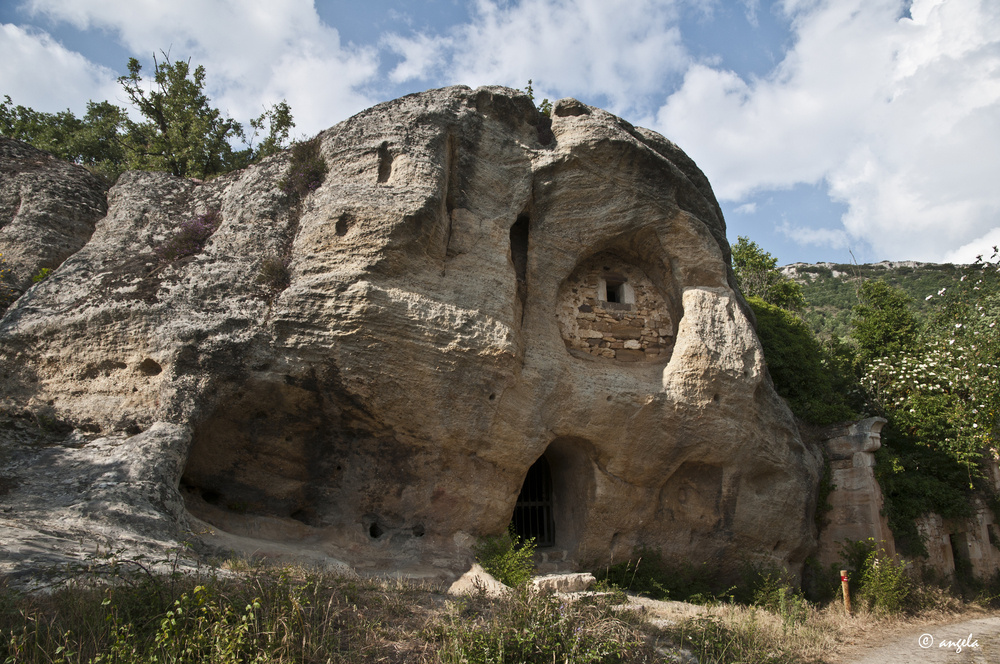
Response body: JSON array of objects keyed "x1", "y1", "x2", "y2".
[
  {"x1": 156, "y1": 209, "x2": 222, "y2": 263},
  {"x1": 858, "y1": 547, "x2": 911, "y2": 615},
  {"x1": 435, "y1": 585, "x2": 649, "y2": 663},
  {"x1": 31, "y1": 267, "x2": 51, "y2": 284},
  {"x1": 840, "y1": 538, "x2": 911, "y2": 615},
  {"x1": 749, "y1": 296, "x2": 859, "y2": 425},
  {"x1": 473, "y1": 528, "x2": 536, "y2": 588},
  {"x1": 750, "y1": 574, "x2": 809, "y2": 630},
  {"x1": 280, "y1": 136, "x2": 327, "y2": 199},
  {"x1": 732, "y1": 236, "x2": 806, "y2": 310}
]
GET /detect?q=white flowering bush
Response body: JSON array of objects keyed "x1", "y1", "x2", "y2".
[{"x1": 856, "y1": 249, "x2": 1000, "y2": 555}]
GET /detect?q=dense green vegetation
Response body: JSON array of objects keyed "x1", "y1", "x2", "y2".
[
  {"x1": 736, "y1": 239, "x2": 1000, "y2": 561},
  {"x1": 1, "y1": 53, "x2": 293, "y2": 182},
  {"x1": 748, "y1": 296, "x2": 858, "y2": 425},
  {"x1": 732, "y1": 236, "x2": 806, "y2": 310},
  {"x1": 732, "y1": 240, "x2": 858, "y2": 426},
  {"x1": 856, "y1": 252, "x2": 1000, "y2": 557},
  {"x1": 789, "y1": 261, "x2": 963, "y2": 339}
]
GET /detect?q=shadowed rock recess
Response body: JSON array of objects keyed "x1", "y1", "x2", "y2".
[{"x1": 0, "y1": 86, "x2": 821, "y2": 580}]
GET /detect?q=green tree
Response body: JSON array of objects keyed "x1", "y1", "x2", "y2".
[
  {"x1": 748, "y1": 296, "x2": 858, "y2": 424},
  {"x1": 119, "y1": 55, "x2": 238, "y2": 178},
  {"x1": 1, "y1": 96, "x2": 127, "y2": 179},
  {"x1": 731, "y1": 236, "x2": 806, "y2": 310},
  {"x1": 853, "y1": 262, "x2": 1000, "y2": 556},
  {"x1": 2, "y1": 54, "x2": 293, "y2": 181},
  {"x1": 850, "y1": 280, "x2": 919, "y2": 366}
]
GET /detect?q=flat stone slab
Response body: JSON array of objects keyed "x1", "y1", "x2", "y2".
[{"x1": 532, "y1": 572, "x2": 596, "y2": 593}]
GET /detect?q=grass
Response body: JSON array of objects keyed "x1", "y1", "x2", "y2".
[{"x1": 1, "y1": 550, "x2": 996, "y2": 664}]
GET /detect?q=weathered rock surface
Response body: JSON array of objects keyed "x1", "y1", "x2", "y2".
[
  {"x1": 0, "y1": 86, "x2": 821, "y2": 581},
  {"x1": 0, "y1": 138, "x2": 109, "y2": 299},
  {"x1": 447, "y1": 563, "x2": 509, "y2": 597},
  {"x1": 532, "y1": 572, "x2": 595, "y2": 594}
]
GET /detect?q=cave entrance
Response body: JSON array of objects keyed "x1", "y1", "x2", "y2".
[
  {"x1": 950, "y1": 532, "x2": 971, "y2": 576},
  {"x1": 512, "y1": 455, "x2": 555, "y2": 547}
]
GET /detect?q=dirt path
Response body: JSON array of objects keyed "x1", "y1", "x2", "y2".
[{"x1": 839, "y1": 616, "x2": 1000, "y2": 664}]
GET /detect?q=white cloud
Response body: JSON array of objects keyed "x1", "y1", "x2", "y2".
[
  {"x1": 0, "y1": 23, "x2": 119, "y2": 114},
  {"x1": 383, "y1": 0, "x2": 690, "y2": 116},
  {"x1": 22, "y1": 0, "x2": 381, "y2": 135},
  {"x1": 384, "y1": 32, "x2": 446, "y2": 84},
  {"x1": 777, "y1": 220, "x2": 850, "y2": 249},
  {"x1": 655, "y1": 0, "x2": 1000, "y2": 262},
  {"x1": 943, "y1": 228, "x2": 1000, "y2": 265},
  {"x1": 734, "y1": 202, "x2": 757, "y2": 214},
  {"x1": 741, "y1": 0, "x2": 761, "y2": 27}
]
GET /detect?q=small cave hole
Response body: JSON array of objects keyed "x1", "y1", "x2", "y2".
[
  {"x1": 137, "y1": 358, "x2": 162, "y2": 376},
  {"x1": 606, "y1": 395, "x2": 613, "y2": 401},
  {"x1": 290, "y1": 509, "x2": 313, "y2": 525},
  {"x1": 201, "y1": 489, "x2": 223, "y2": 506},
  {"x1": 335, "y1": 211, "x2": 352, "y2": 236},
  {"x1": 489, "y1": 393, "x2": 496, "y2": 401},
  {"x1": 369, "y1": 522, "x2": 384, "y2": 539},
  {"x1": 412, "y1": 524, "x2": 425, "y2": 537},
  {"x1": 377, "y1": 141, "x2": 393, "y2": 183}
]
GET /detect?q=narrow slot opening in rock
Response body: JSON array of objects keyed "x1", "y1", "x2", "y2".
[
  {"x1": 950, "y1": 532, "x2": 971, "y2": 573},
  {"x1": 510, "y1": 214, "x2": 529, "y2": 284},
  {"x1": 512, "y1": 455, "x2": 554, "y2": 547},
  {"x1": 377, "y1": 141, "x2": 393, "y2": 183}
]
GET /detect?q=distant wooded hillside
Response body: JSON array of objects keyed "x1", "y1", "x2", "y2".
[{"x1": 781, "y1": 261, "x2": 965, "y2": 339}]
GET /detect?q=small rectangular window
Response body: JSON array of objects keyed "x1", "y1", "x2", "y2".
[{"x1": 605, "y1": 280, "x2": 624, "y2": 303}]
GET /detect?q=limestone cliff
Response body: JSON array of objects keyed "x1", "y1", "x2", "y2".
[{"x1": 0, "y1": 86, "x2": 821, "y2": 580}]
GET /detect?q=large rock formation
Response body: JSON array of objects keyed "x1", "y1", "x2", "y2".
[
  {"x1": 0, "y1": 86, "x2": 822, "y2": 580},
  {"x1": 0, "y1": 138, "x2": 109, "y2": 300}
]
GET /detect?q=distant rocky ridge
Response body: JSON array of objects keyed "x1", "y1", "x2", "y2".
[
  {"x1": 780, "y1": 260, "x2": 964, "y2": 339},
  {"x1": 0, "y1": 86, "x2": 820, "y2": 582}
]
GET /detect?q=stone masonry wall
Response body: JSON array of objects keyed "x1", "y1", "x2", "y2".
[{"x1": 558, "y1": 252, "x2": 675, "y2": 363}]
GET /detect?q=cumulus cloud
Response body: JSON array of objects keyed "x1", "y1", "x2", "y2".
[
  {"x1": 655, "y1": 0, "x2": 1000, "y2": 262},
  {"x1": 777, "y1": 220, "x2": 851, "y2": 249},
  {"x1": 943, "y1": 228, "x2": 1000, "y2": 265},
  {"x1": 21, "y1": 0, "x2": 381, "y2": 134},
  {"x1": 0, "y1": 23, "x2": 119, "y2": 113},
  {"x1": 383, "y1": 0, "x2": 691, "y2": 116}
]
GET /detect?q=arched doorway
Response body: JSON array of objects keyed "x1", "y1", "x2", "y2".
[{"x1": 512, "y1": 455, "x2": 555, "y2": 546}]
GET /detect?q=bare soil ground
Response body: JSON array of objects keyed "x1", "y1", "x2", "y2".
[{"x1": 835, "y1": 615, "x2": 1000, "y2": 664}]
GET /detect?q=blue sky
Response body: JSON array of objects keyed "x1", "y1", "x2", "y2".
[{"x1": 2, "y1": 0, "x2": 998, "y2": 265}]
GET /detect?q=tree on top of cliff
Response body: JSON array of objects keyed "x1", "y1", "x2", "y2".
[
  {"x1": 1, "y1": 53, "x2": 293, "y2": 181},
  {"x1": 732, "y1": 236, "x2": 806, "y2": 311}
]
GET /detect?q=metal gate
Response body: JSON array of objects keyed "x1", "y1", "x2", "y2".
[{"x1": 512, "y1": 455, "x2": 554, "y2": 547}]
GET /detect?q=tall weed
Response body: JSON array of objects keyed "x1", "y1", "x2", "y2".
[
  {"x1": 434, "y1": 585, "x2": 651, "y2": 663},
  {"x1": 473, "y1": 529, "x2": 536, "y2": 588}
]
